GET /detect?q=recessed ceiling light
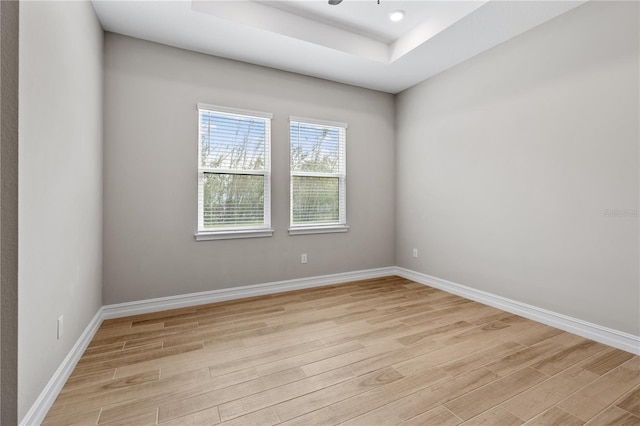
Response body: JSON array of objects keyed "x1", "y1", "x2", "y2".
[{"x1": 389, "y1": 10, "x2": 405, "y2": 22}]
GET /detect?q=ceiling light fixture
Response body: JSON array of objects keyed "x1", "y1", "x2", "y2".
[
  {"x1": 389, "y1": 10, "x2": 405, "y2": 22},
  {"x1": 329, "y1": 0, "x2": 380, "y2": 5}
]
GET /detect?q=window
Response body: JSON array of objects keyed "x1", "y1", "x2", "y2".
[
  {"x1": 289, "y1": 116, "x2": 348, "y2": 235},
  {"x1": 196, "y1": 104, "x2": 273, "y2": 240}
]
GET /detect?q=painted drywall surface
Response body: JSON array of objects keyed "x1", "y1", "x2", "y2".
[
  {"x1": 103, "y1": 34, "x2": 395, "y2": 304},
  {"x1": 1, "y1": 1, "x2": 19, "y2": 424},
  {"x1": 396, "y1": 1, "x2": 639, "y2": 335},
  {"x1": 18, "y1": 1, "x2": 103, "y2": 419}
]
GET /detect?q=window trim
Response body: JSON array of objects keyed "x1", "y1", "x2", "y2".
[
  {"x1": 288, "y1": 116, "x2": 348, "y2": 235},
  {"x1": 288, "y1": 225, "x2": 350, "y2": 236},
  {"x1": 195, "y1": 229, "x2": 274, "y2": 241},
  {"x1": 289, "y1": 116, "x2": 348, "y2": 130},
  {"x1": 198, "y1": 103, "x2": 273, "y2": 120},
  {"x1": 195, "y1": 104, "x2": 273, "y2": 241}
]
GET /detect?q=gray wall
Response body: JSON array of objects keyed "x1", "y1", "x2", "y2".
[
  {"x1": 1, "y1": 1, "x2": 19, "y2": 424},
  {"x1": 12, "y1": 1, "x2": 639, "y2": 418},
  {"x1": 396, "y1": 1, "x2": 639, "y2": 335},
  {"x1": 18, "y1": 1, "x2": 103, "y2": 419},
  {"x1": 103, "y1": 34, "x2": 395, "y2": 304}
]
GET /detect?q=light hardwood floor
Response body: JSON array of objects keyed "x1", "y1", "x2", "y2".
[{"x1": 44, "y1": 276, "x2": 640, "y2": 425}]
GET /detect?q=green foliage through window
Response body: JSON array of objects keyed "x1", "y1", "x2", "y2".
[
  {"x1": 198, "y1": 106, "x2": 271, "y2": 231},
  {"x1": 202, "y1": 174, "x2": 265, "y2": 228},
  {"x1": 290, "y1": 119, "x2": 346, "y2": 227}
]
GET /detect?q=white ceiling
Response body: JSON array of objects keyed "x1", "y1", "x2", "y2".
[
  {"x1": 254, "y1": 1, "x2": 481, "y2": 44},
  {"x1": 92, "y1": 0, "x2": 586, "y2": 94}
]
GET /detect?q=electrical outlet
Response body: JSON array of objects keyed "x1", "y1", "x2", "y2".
[
  {"x1": 412, "y1": 248, "x2": 418, "y2": 258},
  {"x1": 57, "y1": 315, "x2": 64, "y2": 340},
  {"x1": 301, "y1": 253, "x2": 307, "y2": 264}
]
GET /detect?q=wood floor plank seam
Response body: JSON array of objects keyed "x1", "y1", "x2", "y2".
[
  {"x1": 461, "y1": 405, "x2": 525, "y2": 426},
  {"x1": 43, "y1": 276, "x2": 640, "y2": 426},
  {"x1": 578, "y1": 386, "x2": 640, "y2": 426},
  {"x1": 600, "y1": 384, "x2": 640, "y2": 419}
]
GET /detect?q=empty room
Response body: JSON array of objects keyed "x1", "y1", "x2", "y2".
[{"x1": 1, "y1": 0, "x2": 639, "y2": 425}]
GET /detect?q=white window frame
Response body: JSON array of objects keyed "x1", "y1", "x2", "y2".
[
  {"x1": 289, "y1": 116, "x2": 349, "y2": 235},
  {"x1": 195, "y1": 103, "x2": 273, "y2": 241}
]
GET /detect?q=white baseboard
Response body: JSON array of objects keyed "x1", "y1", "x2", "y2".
[
  {"x1": 395, "y1": 267, "x2": 640, "y2": 355},
  {"x1": 102, "y1": 267, "x2": 397, "y2": 319},
  {"x1": 19, "y1": 309, "x2": 104, "y2": 426},
  {"x1": 22, "y1": 265, "x2": 639, "y2": 425},
  {"x1": 21, "y1": 267, "x2": 394, "y2": 425}
]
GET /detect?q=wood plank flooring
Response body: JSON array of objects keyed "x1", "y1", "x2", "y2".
[{"x1": 44, "y1": 276, "x2": 640, "y2": 425}]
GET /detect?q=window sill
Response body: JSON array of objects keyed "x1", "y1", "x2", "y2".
[
  {"x1": 288, "y1": 225, "x2": 349, "y2": 236},
  {"x1": 195, "y1": 229, "x2": 274, "y2": 241}
]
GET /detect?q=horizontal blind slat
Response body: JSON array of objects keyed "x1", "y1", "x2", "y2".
[
  {"x1": 198, "y1": 106, "x2": 271, "y2": 231},
  {"x1": 289, "y1": 120, "x2": 346, "y2": 227}
]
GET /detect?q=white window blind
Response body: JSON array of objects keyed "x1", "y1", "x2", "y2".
[
  {"x1": 289, "y1": 117, "x2": 347, "y2": 229},
  {"x1": 197, "y1": 104, "x2": 272, "y2": 237}
]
